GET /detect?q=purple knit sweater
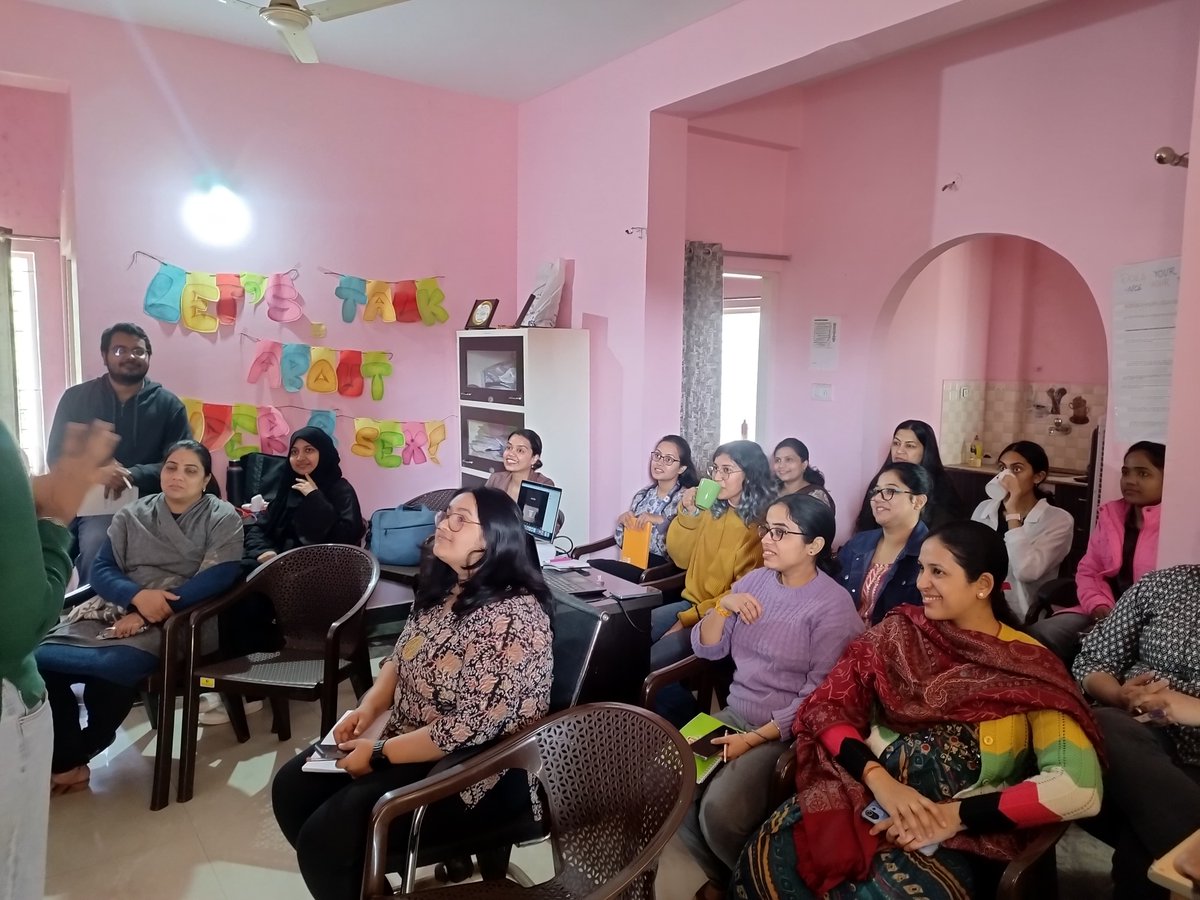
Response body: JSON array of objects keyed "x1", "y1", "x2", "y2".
[{"x1": 690, "y1": 567, "x2": 863, "y2": 738}]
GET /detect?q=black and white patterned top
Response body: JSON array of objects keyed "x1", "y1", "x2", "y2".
[{"x1": 1073, "y1": 564, "x2": 1200, "y2": 765}]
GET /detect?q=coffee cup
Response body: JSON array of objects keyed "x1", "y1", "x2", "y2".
[{"x1": 694, "y1": 478, "x2": 720, "y2": 510}]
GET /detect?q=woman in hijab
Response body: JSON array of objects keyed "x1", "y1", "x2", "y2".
[{"x1": 243, "y1": 426, "x2": 365, "y2": 564}]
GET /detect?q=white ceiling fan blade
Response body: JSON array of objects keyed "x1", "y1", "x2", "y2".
[
  {"x1": 276, "y1": 25, "x2": 319, "y2": 63},
  {"x1": 305, "y1": 0, "x2": 411, "y2": 24}
]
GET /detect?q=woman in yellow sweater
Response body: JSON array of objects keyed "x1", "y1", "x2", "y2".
[{"x1": 651, "y1": 441, "x2": 775, "y2": 696}]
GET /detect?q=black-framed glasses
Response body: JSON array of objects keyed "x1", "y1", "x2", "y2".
[
  {"x1": 868, "y1": 487, "x2": 914, "y2": 501},
  {"x1": 650, "y1": 450, "x2": 680, "y2": 466},
  {"x1": 435, "y1": 510, "x2": 480, "y2": 532},
  {"x1": 110, "y1": 346, "x2": 149, "y2": 359},
  {"x1": 708, "y1": 464, "x2": 742, "y2": 479},
  {"x1": 757, "y1": 524, "x2": 806, "y2": 542}
]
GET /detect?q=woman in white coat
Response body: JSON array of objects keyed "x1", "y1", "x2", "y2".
[{"x1": 971, "y1": 440, "x2": 1074, "y2": 622}]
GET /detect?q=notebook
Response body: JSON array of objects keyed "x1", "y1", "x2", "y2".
[
  {"x1": 301, "y1": 709, "x2": 389, "y2": 774},
  {"x1": 680, "y1": 713, "x2": 745, "y2": 784}
]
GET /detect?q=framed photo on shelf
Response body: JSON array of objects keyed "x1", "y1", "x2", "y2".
[
  {"x1": 512, "y1": 293, "x2": 536, "y2": 327},
  {"x1": 465, "y1": 298, "x2": 499, "y2": 329}
]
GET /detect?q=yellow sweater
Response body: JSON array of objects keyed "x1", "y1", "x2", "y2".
[{"x1": 665, "y1": 508, "x2": 764, "y2": 626}]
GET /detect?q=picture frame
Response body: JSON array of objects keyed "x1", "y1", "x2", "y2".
[
  {"x1": 465, "y1": 298, "x2": 499, "y2": 330},
  {"x1": 512, "y1": 293, "x2": 536, "y2": 327}
]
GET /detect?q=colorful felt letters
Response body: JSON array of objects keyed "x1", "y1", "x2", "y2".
[
  {"x1": 247, "y1": 339, "x2": 283, "y2": 388},
  {"x1": 215, "y1": 274, "x2": 245, "y2": 325},
  {"x1": 306, "y1": 347, "x2": 339, "y2": 394},
  {"x1": 360, "y1": 351, "x2": 393, "y2": 401},
  {"x1": 144, "y1": 263, "x2": 187, "y2": 323},
  {"x1": 266, "y1": 272, "x2": 305, "y2": 323},
  {"x1": 280, "y1": 344, "x2": 312, "y2": 393},
  {"x1": 257, "y1": 406, "x2": 290, "y2": 456},
  {"x1": 336, "y1": 350, "x2": 364, "y2": 397},
  {"x1": 363, "y1": 280, "x2": 396, "y2": 323},
  {"x1": 336, "y1": 275, "x2": 368, "y2": 324},
  {"x1": 181, "y1": 273, "x2": 220, "y2": 333},
  {"x1": 225, "y1": 402, "x2": 261, "y2": 460}
]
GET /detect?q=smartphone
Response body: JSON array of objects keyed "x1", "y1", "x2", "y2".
[
  {"x1": 1134, "y1": 708, "x2": 1167, "y2": 725},
  {"x1": 313, "y1": 741, "x2": 348, "y2": 761},
  {"x1": 861, "y1": 801, "x2": 938, "y2": 855},
  {"x1": 690, "y1": 727, "x2": 736, "y2": 758}
]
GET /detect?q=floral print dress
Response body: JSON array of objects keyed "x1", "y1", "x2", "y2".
[{"x1": 383, "y1": 593, "x2": 553, "y2": 807}]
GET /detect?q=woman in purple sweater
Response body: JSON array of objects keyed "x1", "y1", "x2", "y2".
[{"x1": 678, "y1": 493, "x2": 864, "y2": 900}]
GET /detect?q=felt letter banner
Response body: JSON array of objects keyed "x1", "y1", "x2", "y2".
[
  {"x1": 181, "y1": 273, "x2": 220, "y2": 333},
  {"x1": 306, "y1": 346, "x2": 339, "y2": 394},
  {"x1": 225, "y1": 402, "x2": 261, "y2": 460},
  {"x1": 375, "y1": 420, "x2": 404, "y2": 468},
  {"x1": 184, "y1": 398, "x2": 206, "y2": 442},
  {"x1": 415, "y1": 278, "x2": 449, "y2": 326},
  {"x1": 257, "y1": 406, "x2": 290, "y2": 456},
  {"x1": 247, "y1": 339, "x2": 283, "y2": 388},
  {"x1": 401, "y1": 421, "x2": 428, "y2": 465},
  {"x1": 241, "y1": 273, "x2": 268, "y2": 305},
  {"x1": 392, "y1": 280, "x2": 420, "y2": 323},
  {"x1": 360, "y1": 351, "x2": 392, "y2": 402},
  {"x1": 144, "y1": 263, "x2": 186, "y2": 323},
  {"x1": 336, "y1": 276, "x2": 367, "y2": 324},
  {"x1": 281, "y1": 344, "x2": 311, "y2": 393},
  {"x1": 215, "y1": 274, "x2": 245, "y2": 325},
  {"x1": 200, "y1": 403, "x2": 233, "y2": 452},
  {"x1": 425, "y1": 420, "x2": 447, "y2": 464},
  {"x1": 306, "y1": 410, "x2": 336, "y2": 443},
  {"x1": 266, "y1": 272, "x2": 304, "y2": 323},
  {"x1": 363, "y1": 280, "x2": 396, "y2": 323},
  {"x1": 351, "y1": 417, "x2": 380, "y2": 458},
  {"x1": 336, "y1": 349, "x2": 364, "y2": 398}
]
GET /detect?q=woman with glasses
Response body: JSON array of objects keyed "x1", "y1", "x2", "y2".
[
  {"x1": 852, "y1": 420, "x2": 963, "y2": 533},
  {"x1": 272, "y1": 487, "x2": 554, "y2": 900},
  {"x1": 838, "y1": 462, "x2": 931, "y2": 626},
  {"x1": 773, "y1": 438, "x2": 835, "y2": 515},
  {"x1": 678, "y1": 494, "x2": 863, "y2": 900},
  {"x1": 591, "y1": 435, "x2": 699, "y2": 582}
]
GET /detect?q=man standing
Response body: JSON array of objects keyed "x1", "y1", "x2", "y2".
[{"x1": 46, "y1": 322, "x2": 191, "y2": 581}]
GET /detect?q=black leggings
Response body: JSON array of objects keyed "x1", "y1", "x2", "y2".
[
  {"x1": 272, "y1": 746, "x2": 529, "y2": 900},
  {"x1": 42, "y1": 672, "x2": 139, "y2": 773}
]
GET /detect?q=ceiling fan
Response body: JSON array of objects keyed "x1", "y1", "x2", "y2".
[{"x1": 225, "y1": 0, "x2": 413, "y2": 64}]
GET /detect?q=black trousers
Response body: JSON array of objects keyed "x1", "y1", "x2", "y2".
[
  {"x1": 1093, "y1": 707, "x2": 1200, "y2": 899},
  {"x1": 272, "y1": 746, "x2": 528, "y2": 900},
  {"x1": 42, "y1": 672, "x2": 139, "y2": 773}
]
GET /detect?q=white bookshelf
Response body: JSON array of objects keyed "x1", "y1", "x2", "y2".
[{"x1": 457, "y1": 328, "x2": 590, "y2": 538}]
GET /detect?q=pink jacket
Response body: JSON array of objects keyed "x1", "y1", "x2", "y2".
[{"x1": 1073, "y1": 499, "x2": 1160, "y2": 615}]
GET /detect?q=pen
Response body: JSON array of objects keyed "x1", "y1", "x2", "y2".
[{"x1": 122, "y1": 476, "x2": 133, "y2": 492}]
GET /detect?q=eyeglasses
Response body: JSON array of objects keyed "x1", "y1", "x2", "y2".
[
  {"x1": 707, "y1": 464, "x2": 742, "y2": 479},
  {"x1": 110, "y1": 347, "x2": 149, "y2": 359},
  {"x1": 868, "y1": 487, "x2": 914, "y2": 501},
  {"x1": 435, "y1": 510, "x2": 480, "y2": 532},
  {"x1": 650, "y1": 450, "x2": 680, "y2": 466},
  {"x1": 757, "y1": 524, "x2": 806, "y2": 542}
]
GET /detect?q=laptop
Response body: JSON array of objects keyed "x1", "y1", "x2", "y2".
[{"x1": 517, "y1": 480, "x2": 563, "y2": 565}]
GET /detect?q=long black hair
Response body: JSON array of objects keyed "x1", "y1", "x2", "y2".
[
  {"x1": 650, "y1": 434, "x2": 700, "y2": 490},
  {"x1": 855, "y1": 420, "x2": 963, "y2": 532},
  {"x1": 710, "y1": 440, "x2": 775, "y2": 525},
  {"x1": 773, "y1": 438, "x2": 827, "y2": 488},
  {"x1": 768, "y1": 493, "x2": 841, "y2": 577},
  {"x1": 414, "y1": 487, "x2": 551, "y2": 618},
  {"x1": 924, "y1": 520, "x2": 1021, "y2": 629}
]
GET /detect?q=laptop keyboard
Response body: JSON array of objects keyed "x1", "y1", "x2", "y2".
[{"x1": 543, "y1": 569, "x2": 606, "y2": 596}]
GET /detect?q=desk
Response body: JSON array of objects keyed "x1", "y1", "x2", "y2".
[{"x1": 567, "y1": 576, "x2": 660, "y2": 706}]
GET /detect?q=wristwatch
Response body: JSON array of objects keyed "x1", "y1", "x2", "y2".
[{"x1": 369, "y1": 739, "x2": 390, "y2": 771}]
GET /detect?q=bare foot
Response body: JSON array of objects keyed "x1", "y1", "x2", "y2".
[
  {"x1": 694, "y1": 879, "x2": 725, "y2": 900},
  {"x1": 50, "y1": 765, "x2": 90, "y2": 796}
]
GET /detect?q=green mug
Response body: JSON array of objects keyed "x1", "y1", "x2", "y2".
[{"x1": 695, "y1": 478, "x2": 720, "y2": 510}]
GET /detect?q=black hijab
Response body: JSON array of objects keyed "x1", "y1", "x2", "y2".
[{"x1": 257, "y1": 426, "x2": 344, "y2": 542}]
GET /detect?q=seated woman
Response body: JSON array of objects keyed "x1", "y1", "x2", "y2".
[
  {"x1": 837, "y1": 462, "x2": 931, "y2": 626},
  {"x1": 679, "y1": 494, "x2": 863, "y2": 899},
  {"x1": 590, "y1": 434, "x2": 698, "y2": 582},
  {"x1": 853, "y1": 420, "x2": 964, "y2": 533},
  {"x1": 243, "y1": 426, "x2": 364, "y2": 566},
  {"x1": 970, "y1": 440, "x2": 1074, "y2": 622},
  {"x1": 484, "y1": 428, "x2": 563, "y2": 533},
  {"x1": 1072, "y1": 564, "x2": 1200, "y2": 899},
  {"x1": 271, "y1": 487, "x2": 553, "y2": 900},
  {"x1": 36, "y1": 441, "x2": 243, "y2": 793},
  {"x1": 730, "y1": 521, "x2": 1104, "y2": 900},
  {"x1": 1031, "y1": 440, "x2": 1164, "y2": 661},
  {"x1": 773, "y1": 438, "x2": 835, "y2": 514}
]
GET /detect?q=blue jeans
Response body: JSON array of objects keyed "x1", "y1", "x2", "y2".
[
  {"x1": 650, "y1": 599, "x2": 692, "y2": 642},
  {"x1": 649, "y1": 600, "x2": 699, "y2": 726},
  {"x1": 72, "y1": 514, "x2": 114, "y2": 584}
]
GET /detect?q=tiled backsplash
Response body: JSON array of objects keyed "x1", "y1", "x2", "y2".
[{"x1": 941, "y1": 380, "x2": 1106, "y2": 471}]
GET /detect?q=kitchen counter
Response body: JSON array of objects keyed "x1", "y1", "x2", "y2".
[{"x1": 945, "y1": 463, "x2": 1089, "y2": 487}]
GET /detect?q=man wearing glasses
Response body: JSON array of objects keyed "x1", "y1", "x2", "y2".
[{"x1": 46, "y1": 322, "x2": 191, "y2": 581}]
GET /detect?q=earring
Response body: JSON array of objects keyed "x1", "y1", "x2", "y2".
[{"x1": 977, "y1": 592, "x2": 986, "y2": 599}]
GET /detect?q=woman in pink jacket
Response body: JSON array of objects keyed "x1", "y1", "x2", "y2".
[{"x1": 1030, "y1": 441, "x2": 1164, "y2": 661}]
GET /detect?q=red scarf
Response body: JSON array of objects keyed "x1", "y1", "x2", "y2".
[{"x1": 791, "y1": 605, "x2": 1104, "y2": 893}]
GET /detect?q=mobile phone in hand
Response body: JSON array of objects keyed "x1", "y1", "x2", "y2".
[
  {"x1": 690, "y1": 727, "x2": 736, "y2": 758},
  {"x1": 314, "y1": 742, "x2": 348, "y2": 761},
  {"x1": 861, "y1": 800, "x2": 938, "y2": 855}
]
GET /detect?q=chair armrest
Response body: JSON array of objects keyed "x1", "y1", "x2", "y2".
[
  {"x1": 570, "y1": 535, "x2": 616, "y2": 559},
  {"x1": 1024, "y1": 578, "x2": 1078, "y2": 627},
  {"x1": 325, "y1": 564, "x2": 381, "y2": 678},
  {"x1": 771, "y1": 743, "x2": 796, "y2": 807},
  {"x1": 641, "y1": 654, "x2": 712, "y2": 708},
  {"x1": 64, "y1": 584, "x2": 97, "y2": 609},
  {"x1": 642, "y1": 567, "x2": 685, "y2": 592},
  {"x1": 996, "y1": 821, "x2": 1069, "y2": 900}
]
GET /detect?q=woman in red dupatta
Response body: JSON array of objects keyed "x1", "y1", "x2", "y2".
[{"x1": 729, "y1": 521, "x2": 1104, "y2": 900}]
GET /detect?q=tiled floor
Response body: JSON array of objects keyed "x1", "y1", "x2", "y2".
[{"x1": 44, "y1": 681, "x2": 1115, "y2": 899}]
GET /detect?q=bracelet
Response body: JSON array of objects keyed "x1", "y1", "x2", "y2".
[
  {"x1": 714, "y1": 605, "x2": 734, "y2": 618},
  {"x1": 861, "y1": 761, "x2": 885, "y2": 782}
]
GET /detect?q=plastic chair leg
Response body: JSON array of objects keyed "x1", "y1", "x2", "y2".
[
  {"x1": 269, "y1": 697, "x2": 291, "y2": 742},
  {"x1": 223, "y1": 693, "x2": 251, "y2": 743}
]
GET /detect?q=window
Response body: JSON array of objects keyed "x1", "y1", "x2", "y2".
[
  {"x1": 10, "y1": 252, "x2": 44, "y2": 471},
  {"x1": 720, "y1": 303, "x2": 761, "y2": 443}
]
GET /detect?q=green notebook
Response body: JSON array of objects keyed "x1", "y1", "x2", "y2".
[{"x1": 681, "y1": 713, "x2": 744, "y2": 784}]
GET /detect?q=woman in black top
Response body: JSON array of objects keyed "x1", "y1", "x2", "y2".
[{"x1": 853, "y1": 420, "x2": 964, "y2": 533}]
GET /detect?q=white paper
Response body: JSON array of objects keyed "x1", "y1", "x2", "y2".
[
  {"x1": 301, "y1": 709, "x2": 389, "y2": 774},
  {"x1": 1111, "y1": 258, "x2": 1179, "y2": 443},
  {"x1": 77, "y1": 483, "x2": 139, "y2": 518},
  {"x1": 810, "y1": 316, "x2": 840, "y2": 371}
]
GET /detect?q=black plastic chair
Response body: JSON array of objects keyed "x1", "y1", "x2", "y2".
[{"x1": 177, "y1": 544, "x2": 379, "y2": 802}]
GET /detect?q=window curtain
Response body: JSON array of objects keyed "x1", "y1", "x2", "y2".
[
  {"x1": 0, "y1": 229, "x2": 16, "y2": 437},
  {"x1": 680, "y1": 241, "x2": 724, "y2": 469}
]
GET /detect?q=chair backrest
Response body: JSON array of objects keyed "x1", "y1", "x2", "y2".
[
  {"x1": 403, "y1": 488, "x2": 460, "y2": 513},
  {"x1": 547, "y1": 593, "x2": 604, "y2": 711},
  {"x1": 254, "y1": 544, "x2": 380, "y2": 650},
  {"x1": 234, "y1": 451, "x2": 291, "y2": 503},
  {"x1": 533, "y1": 704, "x2": 695, "y2": 899}
]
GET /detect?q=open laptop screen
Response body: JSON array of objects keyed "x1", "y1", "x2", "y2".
[{"x1": 517, "y1": 480, "x2": 563, "y2": 542}]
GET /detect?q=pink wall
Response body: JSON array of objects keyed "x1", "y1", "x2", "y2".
[
  {"x1": 684, "y1": 132, "x2": 789, "y2": 254},
  {"x1": 2, "y1": 0, "x2": 517, "y2": 503}
]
